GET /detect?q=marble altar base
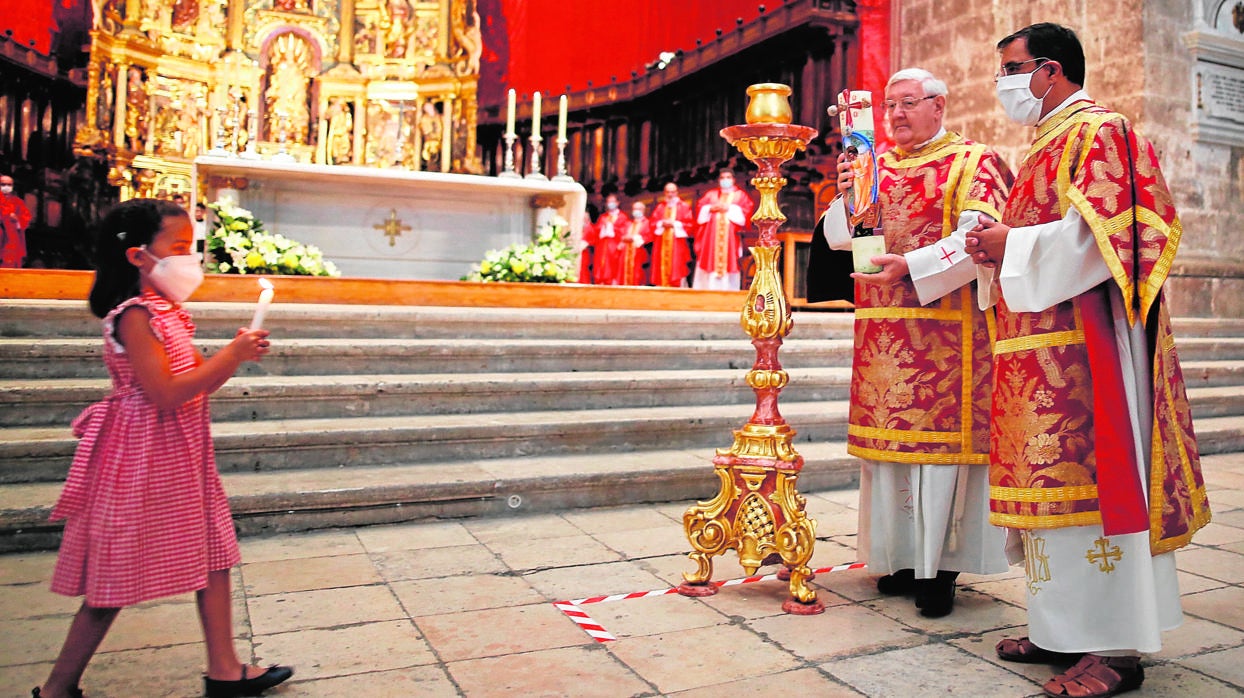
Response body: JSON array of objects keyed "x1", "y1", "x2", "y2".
[{"x1": 193, "y1": 156, "x2": 587, "y2": 281}]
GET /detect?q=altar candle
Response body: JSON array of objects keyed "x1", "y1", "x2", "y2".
[
  {"x1": 532, "y1": 91, "x2": 541, "y2": 136},
  {"x1": 250, "y1": 277, "x2": 274, "y2": 330},
  {"x1": 505, "y1": 88, "x2": 516, "y2": 137},
  {"x1": 557, "y1": 94, "x2": 567, "y2": 142}
]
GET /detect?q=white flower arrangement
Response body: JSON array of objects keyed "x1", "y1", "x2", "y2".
[
  {"x1": 462, "y1": 215, "x2": 575, "y2": 283},
  {"x1": 206, "y1": 200, "x2": 341, "y2": 277}
]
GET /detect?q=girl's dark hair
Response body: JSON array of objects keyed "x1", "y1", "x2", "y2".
[{"x1": 88, "y1": 198, "x2": 188, "y2": 318}]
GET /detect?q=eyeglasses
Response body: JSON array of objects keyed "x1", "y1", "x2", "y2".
[
  {"x1": 882, "y1": 96, "x2": 936, "y2": 113},
  {"x1": 995, "y1": 57, "x2": 1049, "y2": 80}
]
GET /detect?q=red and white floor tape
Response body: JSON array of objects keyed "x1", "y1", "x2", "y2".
[{"x1": 554, "y1": 561, "x2": 867, "y2": 642}]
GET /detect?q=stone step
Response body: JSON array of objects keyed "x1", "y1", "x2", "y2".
[
  {"x1": 0, "y1": 401, "x2": 853, "y2": 483},
  {"x1": 0, "y1": 440, "x2": 861, "y2": 553},
  {"x1": 0, "y1": 300, "x2": 859, "y2": 340},
  {"x1": 6, "y1": 336, "x2": 1244, "y2": 381},
  {"x1": 0, "y1": 337, "x2": 857, "y2": 380},
  {"x1": 0, "y1": 367, "x2": 854, "y2": 427},
  {"x1": 5, "y1": 367, "x2": 1243, "y2": 430}
]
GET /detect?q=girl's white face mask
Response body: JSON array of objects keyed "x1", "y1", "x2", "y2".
[
  {"x1": 995, "y1": 70, "x2": 1053, "y2": 127},
  {"x1": 143, "y1": 247, "x2": 204, "y2": 303}
]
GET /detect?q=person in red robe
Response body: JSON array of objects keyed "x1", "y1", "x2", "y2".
[
  {"x1": 592, "y1": 193, "x2": 629, "y2": 285},
  {"x1": 616, "y1": 201, "x2": 653, "y2": 286},
  {"x1": 692, "y1": 169, "x2": 754, "y2": 290},
  {"x1": 0, "y1": 173, "x2": 32, "y2": 268},
  {"x1": 649, "y1": 182, "x2": 694, "y2": 287},
  {"x1": 576, "y1": 218, "x2": 598, "y2": 284},
  {"x1": 966, "y1": 24, "x2": 1208, "y2": 697}
]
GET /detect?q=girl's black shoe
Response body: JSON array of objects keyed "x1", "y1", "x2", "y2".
[
  {"x1": 32, "y1": 687, "x2": 85, "y2": 697},
  {"x1": 203, "y1": 665, "x2": 294, "y2": 698}
]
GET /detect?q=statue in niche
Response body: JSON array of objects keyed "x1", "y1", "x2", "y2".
[
  {"x1": 451, "y1": 0, "x2": 482, "y2": 76},
  {"x1": 171, "y1": 0, "x2": 198, "y2": 32},
  {"x1": 326, "y1": 97, "x2": 353, "y2": 164},
  {"x1": 273, "y1": 0, "x2": 311, "y2": 12},
  {"x1": 124, "y1": 67, "x2": 148, "y2": 153},
  {"x1": 264, "y1": 33, "x2": 312, "y2": 144},
  {"x1": 380, "y1": 0, "x2": 415, "y2": 58},
  {"x1": 366, "y1": 100, "x2": 401, "y2": 166},
  {"x1": 419, "y1": 101, "x2": 441, "y2": 167},
  {"x1": 97, "y1": 65, "x2": 115, "y2": 132},
  {"x1": 355, "y1": 16, "x2": 378, "y2": 55}
]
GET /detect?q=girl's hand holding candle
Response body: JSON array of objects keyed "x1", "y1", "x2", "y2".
[{"x1": 250, "y1": 277, "x2": 274, "y2": 330}]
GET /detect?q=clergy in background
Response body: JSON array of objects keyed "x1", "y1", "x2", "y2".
[
  {"x1": 618, "y1": 201, "x2": 653, "y2": 286},
  {"x1": 692, "y1": 169, "x2": 754, "y2": 290},
  {"x1": 967, "y1": 23, "x2": 1208, "y2": 696},
  {"x1": 0, "y1": 173, "x2": 32, "y2": 268},
  {"x1": 650, "y1": 182, "x2": 694, "y2": 287},
  {"x1": 592, "y1": 193, "x2": 629, "y2": 285},
  {"x1": 812, "y1": 68, "x2": 1013, "y2": 617}
]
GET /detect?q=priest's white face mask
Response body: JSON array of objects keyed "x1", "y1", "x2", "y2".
[
  {"x1": 718, "y1": 175, "x2": 734, "y2": 191},
  {"x1": 995, "y1": 61, "x2": 1055, "y2": 127}
]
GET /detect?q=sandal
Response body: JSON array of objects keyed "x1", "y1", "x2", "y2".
[
  {"x1": 1043, "y1": 655, "x2": 1144, "y2": 698},
  {"x1": 996, "y1": 636, "x2": 1083, "y2": 664}
]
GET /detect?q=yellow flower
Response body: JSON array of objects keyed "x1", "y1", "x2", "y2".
[
  {"x1": 246, "y1": 251, "x2": 264, "y2": 268},
  {"x1": 510, "y1": 260, "x2": 527, "y2": 275},
  {"x1": 480, "y1": 261, "x2": 492, "y2": 274}
]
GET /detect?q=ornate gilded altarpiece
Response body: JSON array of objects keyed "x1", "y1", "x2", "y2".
[{"x1": 74, "y1": 0, "x2": 484, "y2": 201}]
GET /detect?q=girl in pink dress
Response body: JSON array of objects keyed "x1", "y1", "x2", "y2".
[{"x1": 36, "y1": 199, "x2": 292, "y2": 698}]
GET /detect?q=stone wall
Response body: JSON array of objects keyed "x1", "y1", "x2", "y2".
[{"x1": 894, "y1": 0, "x2": 1244, "y2": 318}]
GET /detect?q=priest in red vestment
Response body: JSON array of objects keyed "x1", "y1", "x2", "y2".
[
  {"x1": 0, "y1": 173, "x2": 32, "y2": 268},
  {"x1": 650, "y1": 182, "x2": 694, "y2": 287},
  {"x1": 592, "y1": 193, "x2": 629, "y2": 285},
  {"x1": 617, "y1": 201, "x2": 653, "y2": 286},
  {"x1": 810, "y1": 68, "x2": 1013, "y2": 619},
  {"x1": 692, "y1": 170, "x2": 754, "y2": 290},
  {"x1": 966, "y1": 24, "x2": 1209, "y2": 697},
  {"x1": 576, "y1": 218, "x2": 598, "y2": 284}
]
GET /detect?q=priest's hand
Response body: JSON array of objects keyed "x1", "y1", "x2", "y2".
[
  {"x1": 836, "y1": 153, "x2": 853, "y2": 191},
  {"x1": 965, "y1": 216, "x2": 1009, "y2": 268},
  {"x1": 851, "y1": 253, "x2": 908, "y2": 285}
]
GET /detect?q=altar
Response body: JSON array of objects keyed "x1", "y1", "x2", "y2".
[{"x1": 194, "y1": 156, "x2": 586, "y2": 280}]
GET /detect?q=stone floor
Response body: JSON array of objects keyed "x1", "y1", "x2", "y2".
[{"x1": 2, "y1": 453, "x2": 1243, "y2": 697}]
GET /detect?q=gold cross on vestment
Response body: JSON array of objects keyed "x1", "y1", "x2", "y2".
[
  {"x1": 1085, "y1": 537, "x2": 1123, "y2": 573},
  {"x1": 374, "y1": 209, "x2": 411, "y2": 247}
]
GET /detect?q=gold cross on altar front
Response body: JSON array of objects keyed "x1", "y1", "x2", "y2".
[
  {"x1": 374, "y1": 209, "x2": 411, "y2": 247},
  {"x1": 1085, "y1": 537, "x2": 1123, "y2": 573}
]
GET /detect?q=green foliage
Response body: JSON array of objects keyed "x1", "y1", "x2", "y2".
[
  {"x1": 206, "y1": 200, "x2": 341, "y2": 277},
  {"x1": 462, "y1": 216, "x2": 575, "y2": 283}
]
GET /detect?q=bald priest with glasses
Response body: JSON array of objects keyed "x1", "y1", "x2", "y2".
[{"x1": 808, "y1": 68, "x2": 1013, "y2": 618}]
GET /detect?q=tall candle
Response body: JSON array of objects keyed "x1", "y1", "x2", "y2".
[
  {"x1": 250, "y1": 277, "x2": 274, "y2": 330},
  {"x1": 557, "y1": 94, "x2": 567, "y2": 142},
  {"x1": 505, "y1": 88, "x2": 516, "y2": 137},
  {"x1": 531, "y1": 91, "x2": 541, "y2": 136}
]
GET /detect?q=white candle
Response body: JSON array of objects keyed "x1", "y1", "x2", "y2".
[
  {"x1": 250, "y1": 277, "x2": 274, "y2": 330},
  {"x1": 557, "y1": 94, "x2": 567, "y2": 142},
  {"x1": 505, "y1": 88, "x2": 516, "y2": 137},
  {"x1": 532, "y1": 91, "x2": 541, "y2": 136}
]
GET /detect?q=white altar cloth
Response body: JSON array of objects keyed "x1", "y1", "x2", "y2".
[{"x1": 193, "y1": 156, "x2": 587, "y2": 280}]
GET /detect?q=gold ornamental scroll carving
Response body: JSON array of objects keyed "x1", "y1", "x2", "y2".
[
  {"x1": 680, "y1": 84, "x2": 823, "y2": 614},
  {"x1": 75, "y1": 0, "x2": 484, "y2": 202}
]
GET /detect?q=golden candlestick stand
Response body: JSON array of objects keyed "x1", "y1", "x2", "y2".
[{"x1": 678, "y1": 84, "x2": 823, "y2": 614}]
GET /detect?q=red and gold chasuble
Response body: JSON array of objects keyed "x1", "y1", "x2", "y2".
[
  {"x1": 693, "y1": 188, "x2": 755, "y2": 275},
  {"x1": 619, "y1": 218, "x2": 652, "y2": 286},
  {"x1": 650, "y1": 199, "x2": 694, "y2": 287},
  {"x1": 848, "y1": 132, "x2": 1010, "y2": 465},
  {"x1": 989, "y1": 100, "x2": 1209, "y2": 554}
]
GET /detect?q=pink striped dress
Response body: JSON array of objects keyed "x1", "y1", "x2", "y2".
[{"x1": 49, "y1": 291, "x2": 240, "y2": 607}]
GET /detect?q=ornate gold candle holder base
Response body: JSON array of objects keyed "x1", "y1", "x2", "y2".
[{"x1": 678, "y1": 86, "x2": 822, "y2": 614}]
